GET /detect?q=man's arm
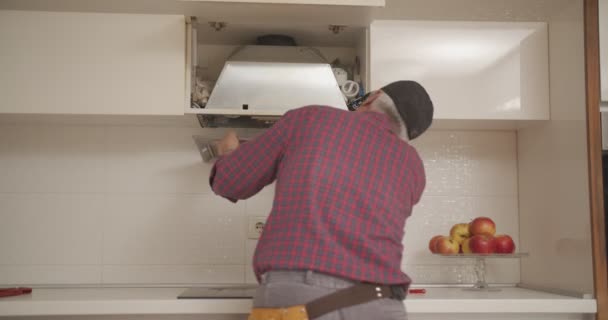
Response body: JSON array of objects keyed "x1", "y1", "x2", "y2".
[
  {"x1": 414, "y1": 153, "x2": 426, "y2": 204},
  {"x1": 411, "y1": 149, "x2": 426, "y2": 205},
  {"x1": 209, "y1": 110, "x2": 296, "y2": 202}
]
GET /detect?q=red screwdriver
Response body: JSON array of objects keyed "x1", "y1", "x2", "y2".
[{"x1": 0, "y1": 287, "x2": 32, "y2": 298}]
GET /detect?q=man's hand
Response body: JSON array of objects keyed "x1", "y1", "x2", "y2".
[{"x1": 216, "y1": 130, "x2": 240, "y2": 156}]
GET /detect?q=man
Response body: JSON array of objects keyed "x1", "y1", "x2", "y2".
[{"x1": 209, "y1": 80, "x2": 433, "y2": 320}]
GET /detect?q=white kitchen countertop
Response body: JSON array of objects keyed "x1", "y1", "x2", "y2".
[{"x1": 0, "y1": 286, "x2": 597, "y2": 317}]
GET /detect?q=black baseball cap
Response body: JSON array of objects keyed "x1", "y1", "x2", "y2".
[{"x1": 348, "y1": 81, "x2": 434, "y2": 140}]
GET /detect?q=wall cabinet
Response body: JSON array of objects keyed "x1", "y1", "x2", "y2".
[
  {"x1": 0, "y1": 10, "x2": 552, "y2": 122},
  {"x1": 0, "y1": 11, "x2": 186, "y2": 115},
  {"x1": 181, "y1": 0, "x2": 385, "y2": 6},
  {"x1": 370, "y1": 20, "x2": 550, "y2": 120}
]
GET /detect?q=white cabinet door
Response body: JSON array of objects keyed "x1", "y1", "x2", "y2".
[
  {"x1": 0, "y1": 10, "x2": 185, "y2": 115},
  {"x1": 181, "y1": 0, "x2": 384, "y2": 5},
  {"x1": 370, "y1": 20, "x2": 550, "y2": 120}
]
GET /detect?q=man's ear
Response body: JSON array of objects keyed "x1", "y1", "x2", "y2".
[{"x1": 358, "y1": 90, "x2": 382, "y2": 111}]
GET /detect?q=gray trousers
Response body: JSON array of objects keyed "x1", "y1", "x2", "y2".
[{"x1": 253, "y1": 271, "x2": 408, "y2": 320}]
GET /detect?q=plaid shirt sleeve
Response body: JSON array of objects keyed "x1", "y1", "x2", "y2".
[
  {"x1": 412, "y1": 153, "x2": 426, "y2": 205},
  {"x1": 209, "y1": 110, "x2": 296, "y2": 202}
]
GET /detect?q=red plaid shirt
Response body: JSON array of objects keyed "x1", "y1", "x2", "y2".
[{"x1": 210, "y1": 106, "x2": 426, "y2": 285}]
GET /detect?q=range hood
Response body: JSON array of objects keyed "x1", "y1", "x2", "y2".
[{"x1": 195, "y1": 45, "x2": 348, "y2": 128}]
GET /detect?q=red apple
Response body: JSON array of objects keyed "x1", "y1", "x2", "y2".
[
  {"x1": 494, "y1": 234, "x2": 516, "y2": 254},
  {"x1": 450, "y1": 223, "x2": 471, "y2": 244},
  {"x1": 467, "y1": 235, "x2": 496, "y2": 254},
  {"x1": 469, "y1": 217, "x2": 496, "y2": 237},
  {"x1": 428, "y1": 235, "x2": 444, "y2": 253},
  {"x1": 461, "y1": 237, "x2": 473, "y2": 254},
  {"x1": 434, "y1": 236, "x2": 460, "y2": 255}
]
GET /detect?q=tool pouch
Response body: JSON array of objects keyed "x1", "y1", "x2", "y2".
[
  {"x1": 248, "y1": 305, "x2": 310, "y2": 320},
  {"x1": 248, "y1": 282, "x2": 404, "y2": 320}
]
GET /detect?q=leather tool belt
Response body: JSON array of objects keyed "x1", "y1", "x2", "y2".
[{"x1": 248, "y1": 283, "x2": 407, "y2": 320}]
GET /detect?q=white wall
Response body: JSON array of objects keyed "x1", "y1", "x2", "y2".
[
  {"x1": 0, "y1": 115, "x2": 519, "y2": 286},
  {"x1": 601, "y1": 0, "x2": 608, "y2": 101},
  {"x1": 517, "y1": 0, "x2": 594, "y2": 294}
]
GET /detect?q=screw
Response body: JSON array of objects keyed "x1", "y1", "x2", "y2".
[
  {"x1": 209, "y1": 21, "x2": 227, "y2": 32},
  {"x1": 328, "y1": 25, "x2": 346, "y2": 34}
]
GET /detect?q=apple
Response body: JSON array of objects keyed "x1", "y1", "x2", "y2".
[
  {"x1": 434, "y1": 236, "x2": 460, "y2": 255},
  {"x1": 467, "y1": 235, "x2": 496, "y2": 254},
  {"x1": 469, "y1": 217, "x2": 496, "y2": 237},
  {"x1": 428, "y1": 235, "x2": 444, "y2": 253},
  {"x1": 461, "y1": 237, "x2": 473, "y2": 254},
  {"x1": 494, "y1": 234, "x2": 516, "y2": 254},
  {"x1": 450, "y1": 223, "x2": 471, "y2": 244}
]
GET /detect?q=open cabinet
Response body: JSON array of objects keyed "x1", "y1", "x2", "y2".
[
  {"x1": 369, "y1": 20, "x2": 549, "y2": 121},
  {"x1": 184, "y1": 18, "x2": 370, "y2": 121}
]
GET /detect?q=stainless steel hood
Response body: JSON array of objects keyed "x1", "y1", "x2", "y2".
[{"x1": 195, "y1": 45, "x2": 348, "y2": 128}]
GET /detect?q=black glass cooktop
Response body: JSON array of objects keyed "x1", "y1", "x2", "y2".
[{"x1": 177, "y1": 286, "x2": 258, "y2": 299}]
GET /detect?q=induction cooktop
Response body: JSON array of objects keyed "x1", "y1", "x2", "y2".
[{"x1": 177, "y1": 285, "x2": 258, "y2": 299}]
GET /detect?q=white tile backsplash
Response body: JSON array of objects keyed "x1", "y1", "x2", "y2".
[
  {"x1": 104, "y1": 127, "x2": 212, "y2": 194},
  {"x1": 0, "y1": 122, "x2": 519, "y2": 286},
  {"x1": 0, "y1": 125, "x2": 107, "y2": 193},
  {"x1": 470, "y1": 132, "x2": 518, "y2": 196},
  {"x1": 102, "y1": 265, "x2": 245, "y2": 285},
  {"x1": 412, "y1": 132, "x2": 474, "y2": 196},
  {"x1": 103, "y1": 194, "x2": 245, "y2": 265},
  {"x1": 0, "y1": 194, "x2": 104, "y2": 265},
  {"x1": 245, "y1": 240, "x2": 259, "y2": 284},
  {"x1": 0, "y1": 265, "x2": 103, "y2": 285}
]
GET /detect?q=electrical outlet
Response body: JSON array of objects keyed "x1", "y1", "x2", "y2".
[{"x1": 248, "y1": 216, "x2": 267, "y2": 239}]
